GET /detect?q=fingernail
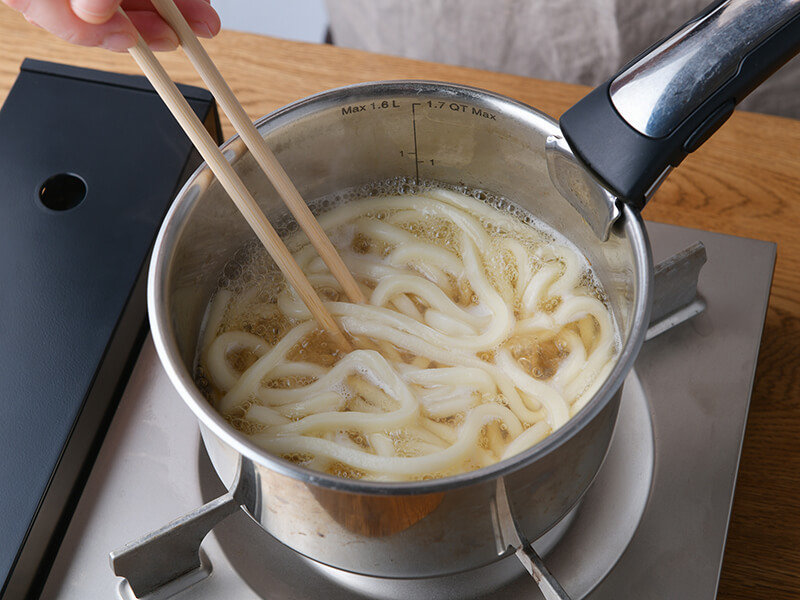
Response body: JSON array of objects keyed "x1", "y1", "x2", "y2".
[
  {"x1": 102, "y1": 32, "x2": 135, "y2": 51},
  {"x1": 192, "y1": 21, "x2": 214, "y2": 39},
  {"x1": 148, "y1": 38, "x2": 179, "y2": 52},
  {"x1": 70, "y1": 0, "x2": 114, "y2": 24}
]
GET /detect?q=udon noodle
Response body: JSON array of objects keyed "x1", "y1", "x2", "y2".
[{"x1": 196, "y1": 185, "x2": 618, "y2": 481}]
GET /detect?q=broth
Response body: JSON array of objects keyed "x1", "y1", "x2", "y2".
[{"x1": 196, "y1": 182, "x2": 618, "y2": 481}]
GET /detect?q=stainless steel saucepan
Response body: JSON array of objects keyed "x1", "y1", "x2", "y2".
[{"x1": 113, "y1": 1, "x2": 800, "y2": 598}]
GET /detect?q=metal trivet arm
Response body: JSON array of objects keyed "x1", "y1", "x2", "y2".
[
  {"x1": 110, "y1": 459, "x2": 258, "y2": 599},
  {"x1": 493, "y1": 478, "x2": 572, "y2": 600},
  {"x1": 110, "y1": 494, "x2": 238, "y2": 599},
  {"x1": 646, "y1": 242, "x2": 707, "y2": 340}
]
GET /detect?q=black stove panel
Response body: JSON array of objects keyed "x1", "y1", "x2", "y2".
[{"x1": 0, "y1": 59, "x2": 220, "y2": 599}]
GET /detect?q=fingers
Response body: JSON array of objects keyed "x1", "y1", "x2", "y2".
[
  {"x1": 6, "y1": 0, "x2": 221, "y2": 51},
  {"x1": 18, "y1": 0, "x2": 136, "y2": 49},
  {"x1": 69, "y1": 0, "x2": 120, "y2": 24},
  {"x1": 70, "y1": 0, "x2": 218, "y2": 32},
  {"x1": 126, "y1": 9, "x2": 178, "y2": 50},
  {"x1": 174, "y1": 0, "x2": 220, "y2": 37},
  {"x1": 3, "y1": 1, "x2": 33, "y2": 13},
  {"x1": 121, "y1": 0, "x2": 220, "y2": 37}
]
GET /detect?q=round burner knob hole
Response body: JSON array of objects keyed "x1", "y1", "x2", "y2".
[{"x1": 38, "y1": 173, "x2": 87, "y2": 211}]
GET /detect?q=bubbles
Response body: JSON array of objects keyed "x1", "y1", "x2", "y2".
[
  {"x1": 351, "y1": 233, "x2": 371, "y2": 254},
  {"x1": 286, "y1": 329, "x2": 344, "y2": 367},
  {"x1": 347, "y1": 430, "x2": 370, "y2": 449},
  {"x1": 227, "y1": 347, "x2": 259, "y2": 373},
  {"x1": 512, "y1": 336, "x2": 567, "y2": 381},
  {"x1": 281, "y1": 452, "x2": 313, "y2": 464},
  {"x1": 264, "y1": 375, "x2": 317, "y2": 389},
  {"x1": 326, "y1": 461, "x2": 366, "y2": 480}
]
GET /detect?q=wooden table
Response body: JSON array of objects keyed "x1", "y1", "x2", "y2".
[{"x1": 1, "y1": 6, "x2": 798, "y2": 599}]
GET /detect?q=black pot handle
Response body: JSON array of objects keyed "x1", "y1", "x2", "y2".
[{"x1": 559, "y1": 0, "x2": 800, "y2": 209}]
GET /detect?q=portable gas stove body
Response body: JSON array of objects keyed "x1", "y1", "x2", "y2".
[
  {"x1": 126, "y1": 3, "x2": 800, "y2": 595},
  {"x1": 29, "y1": 1, "x2": 791, "y2": 596},
  {"x1": 38, "y1": 220, "x2": 774, "y2": 600}
]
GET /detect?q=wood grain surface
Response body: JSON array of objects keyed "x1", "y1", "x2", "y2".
[{"x1": 1, "y1": 5, "x2": 798, "y2": 598}]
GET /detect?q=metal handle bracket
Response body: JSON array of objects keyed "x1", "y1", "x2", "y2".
[
  {"x1": 110, "y1": 493, "x2": 240, "y2": 599},
  {"x1": 646, "y1": 241, "x2": 707, "y2": 340}
]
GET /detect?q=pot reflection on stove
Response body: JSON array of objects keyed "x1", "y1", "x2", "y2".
[{"x1": 309, "y1": 487, "x2": 445, "y2": 538}]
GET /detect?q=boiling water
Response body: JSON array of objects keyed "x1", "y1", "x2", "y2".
[{"x1": 196, "y1": 180, "x2": 618, "y2": 481}]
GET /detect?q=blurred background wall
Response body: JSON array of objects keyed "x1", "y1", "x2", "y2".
[
  {"x1": 212, "y1": 0, "x2": 328, "y2": 43},
  {"x1": 213, "y1": 0, "x2": 800, "y2": 119}
]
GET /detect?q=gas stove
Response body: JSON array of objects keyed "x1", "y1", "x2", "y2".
[
  {"x1": 0, "y1": 59, "x2": 219, "y2": 600},
  {"x1": 35, "y1": 221, "x2": 774, "y2": 600}
]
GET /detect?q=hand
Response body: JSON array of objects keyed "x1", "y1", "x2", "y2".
[{"x1": 2, "y1": 0, "x2": 220, "y2": 51}]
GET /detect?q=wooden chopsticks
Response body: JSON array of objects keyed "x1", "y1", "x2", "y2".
[
  {"x1": 119, "y1": 6, "x2": 356, "y2": 351},
  {"x1": 148, "y1": 0, "x2": 366, "y2": 306}
]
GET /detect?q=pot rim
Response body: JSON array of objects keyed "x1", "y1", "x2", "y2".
[{"x1": 148, "y1": 80, "x2": 652, "y2": 496}]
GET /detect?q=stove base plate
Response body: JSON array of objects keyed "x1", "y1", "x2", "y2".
[{"x1": 39, "y1": 222, "x2": 775, "y2": 600}]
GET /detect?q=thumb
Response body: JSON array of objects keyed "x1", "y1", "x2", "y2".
[{"x1": 69, "y1": 0, "x2": 122, "y2": 24}]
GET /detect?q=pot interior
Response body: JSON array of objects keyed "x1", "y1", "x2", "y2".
[{"x1": 151, "y1": 81, "x2": 648, "y2": 489}]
